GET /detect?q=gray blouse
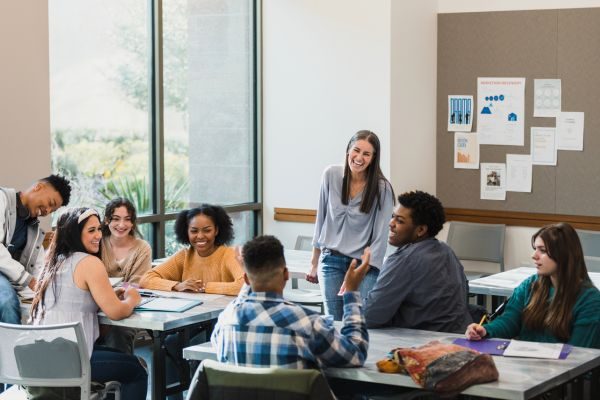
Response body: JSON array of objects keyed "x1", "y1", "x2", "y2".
[
  {"x1": 34, "y1": 252, "x2": 100, "y2": 357},
  {"x1": 312, "y1": 165, "x2": 394, "y2": 269}
]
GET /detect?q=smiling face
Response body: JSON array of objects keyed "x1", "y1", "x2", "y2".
[
  {"x1": 347, "y1": 139, "x2": 374, "y2": 176},
  {"x1": 81, "y1": 215, "x2": 103, "y2": 254},
  {"x1": 22, "y1": 182, "x2": 63, "y2": 218},
  {"x1": 107, "y1": 206, "x2": 134, "y2": 238},
  {"x1": 388, "y1": 205, "x2": 426, "y2": 248},
  {"x1": 532, "y1": 236, "x2": 558, "y2": 278},
  {"x1": 188, "y1": 213, "x2": 219, "y2": 257}
]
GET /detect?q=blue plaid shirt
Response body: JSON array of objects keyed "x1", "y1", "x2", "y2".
[{"x1": 211, "y1": 285, "x2": 368, "y2": 369}]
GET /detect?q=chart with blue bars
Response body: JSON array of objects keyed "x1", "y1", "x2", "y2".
[{"x1": 449, "y1": 97, "x2": 472, "y2": 127}]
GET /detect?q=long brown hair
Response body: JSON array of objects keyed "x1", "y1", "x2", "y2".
[
  {"x1": 31, "y1": 208, "x2": 101, "y2": 321},
  {"x1": 522, "y1": 223, "x2": 592, "y2": 341},
  {"x1": 341, "y1": 130, "x2": 394, "y2": 213}
]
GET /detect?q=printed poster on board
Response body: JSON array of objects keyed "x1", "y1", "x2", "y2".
[
  {"x1": 448, "y1": 95, "x2": 474, "y2": 132},
  {"x1": 477, "y1": 78, "x2": 525, "y2": 146}
]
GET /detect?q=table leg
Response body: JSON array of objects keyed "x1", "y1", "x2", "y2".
[{"x1": 151, "y1": 330, "x2": 166, "y2": 400}]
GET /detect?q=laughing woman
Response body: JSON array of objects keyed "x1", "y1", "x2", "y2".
[
  {"x1": 466, "y1": 223, "x2": 600, "y2": 348},
  {"x1": 31, "y1": 208, "x2": 147, "y2": 399},
  {"x1": 101, "y1": 197, "x2": 151, "y2": 285},
  {"x1": 306, "y1": 130, "x2": 394, "y2": 320},
  {"x1": 140, "y1": 204, "x2": 244, "y2": 296}
]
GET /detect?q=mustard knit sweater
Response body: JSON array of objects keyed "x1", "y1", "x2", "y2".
[{"x1": 140, "y1": 245, "x2": 244, "y2": 296}]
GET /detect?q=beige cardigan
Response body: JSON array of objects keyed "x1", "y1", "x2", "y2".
[{"x1": 100, "y1": 236, "x2": 152, "y2": 284}]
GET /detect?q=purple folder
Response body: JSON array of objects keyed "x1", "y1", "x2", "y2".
[{"x1": 452, "y1": 338, "x2": 572, "y2": 359}]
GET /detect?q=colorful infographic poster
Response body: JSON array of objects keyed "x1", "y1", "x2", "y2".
[{"x1": 477, "y1": 78, "x2": 525, "y2": 146}]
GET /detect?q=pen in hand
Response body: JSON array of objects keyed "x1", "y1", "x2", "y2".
[{"x1": 478, "y1": 314, "x2": 487, "y2": 326}]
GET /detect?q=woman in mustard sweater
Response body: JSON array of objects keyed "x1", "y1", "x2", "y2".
[
  {"x1": 141, "y1": 204, "x2": 243, "y2": 296},
  {"x1": 466, "y1": 222, "x2": 600, "y2": 348}
]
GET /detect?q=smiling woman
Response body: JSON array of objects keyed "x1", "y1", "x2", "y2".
[
  {"x1": 306, "y1": 131, "x2": 395, "y2": 320},
  {"x1": 140, "y1": 204, "x2": 244, "y2": 296}
]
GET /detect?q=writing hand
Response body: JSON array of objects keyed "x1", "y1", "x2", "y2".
[
  {"x1": 465, "y1": 323, "x2": 487, "y2": 341},
  {"x1": 123, "y1": 287, "x2": 142, "y2": 305},
  {"x1": 114, "y1": 287, "x2": 125, "y2": 300}
]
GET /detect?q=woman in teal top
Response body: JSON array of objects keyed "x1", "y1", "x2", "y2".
[{"x1": 466, "y1": 222, "x2": 600, "y2": 349}]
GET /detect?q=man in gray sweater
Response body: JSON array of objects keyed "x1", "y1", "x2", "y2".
[
  {"x1": 0, "y1": 175, "x2": 71, "y2": 324},
  {"x1": 363, "y1": 190, "x2": 472, "y2": 333}
]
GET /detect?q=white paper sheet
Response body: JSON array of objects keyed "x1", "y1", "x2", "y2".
[
  {"x1": 556, "y1": 112, "x2": 584, "y2": 151},
  {"x1": 506, "y1": 154, "x2": 532, "y2": 192},
  {"x1": 534, "y1": 79, "x2": 561, "y2": 117},
  {"x1": 448, "y1": 95, "x2": 474, "y2": 132},
  {"x1": 477, "y1": 78, "x2": 525, "y2": 146},
  {"x1": 454, "y1": 132, "x2": 479, "y2": 169},
  {"x1": 480, "y1": 163, "x2": 506, "y2": 200},
  {"x1": 504, "y1": 339, "x2": 563, "y2": 359},
  {"x1": 531, "y1": 127, "x2": 557, "y2": 166}
]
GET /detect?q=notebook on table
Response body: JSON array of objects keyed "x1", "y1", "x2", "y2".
[
  {"x1": 135, "y1": 297, "x2": 203, "y2": 312},
  {"x1": 452, "y1": 338, "x2": 572, "y2": 359}
]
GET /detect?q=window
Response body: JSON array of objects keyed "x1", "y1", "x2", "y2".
[{"x1": 49, "y1": 0, "x2": 261, "y2": 256}]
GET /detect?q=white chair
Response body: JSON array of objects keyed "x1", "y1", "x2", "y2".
[
  {"x1": 284, "y1": 235, "x2": 324, "y2": 314},
  {"x1": 446, "y1": 221, "x2": 506, "y2": 277},
  {"x1": 0, "y1": 322, "x2": 119, "y2": 400}
]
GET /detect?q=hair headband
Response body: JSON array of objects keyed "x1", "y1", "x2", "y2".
[{"x1": 77, "y1": 209, "x2": 99, "y2": 224}]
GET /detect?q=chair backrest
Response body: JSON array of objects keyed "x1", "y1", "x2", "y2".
[
  {"x1": 446, "y1": 221, "x2": 506, "y2": 272},
  {"x1": 577, "y1": 229, "x2": 600, "y2": 258},
  {"x1": 584, "y1": 256, "x2": 600, "y2": 273},
  {"x1": 186, "y1": 359, "x2": 335, "y2": 400},
  {"x1": 294, "y1": 235, "x2": 313, "y2": 251},
  {"x1": 0, "y1": 321, "x2": 91, "y2": 400}
]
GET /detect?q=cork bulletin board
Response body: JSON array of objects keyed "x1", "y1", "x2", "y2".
[{"x1": 436, "y1": 8, "x2": 600, "y2": 218}]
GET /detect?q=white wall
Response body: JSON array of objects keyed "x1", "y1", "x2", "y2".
[
  {"x1": 262, "y1": 0, "x2": 392, "y2": 248},
  {"x1": 0, "y1": 1, "x2": 51, "y2": 188},
  {"x1": 438, "y1": 0, "x2": 600, "y2": 13},
  {"x1": 0, "y1": 1, "x2": 52, "y2": 229}
]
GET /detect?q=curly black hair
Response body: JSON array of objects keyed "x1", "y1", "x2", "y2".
[
  {"x1": 174, "y1": 204, "x2": 234, "y2": 246},
  {"x1": 398, "y1": 191, "x2": 445, "y2": 238},
  {"x1": 41, "y1": 174, "x2": 72, "y2": 206},
  {"x1": 242, "y1": 235, "x2": 286, "y2": 274}
]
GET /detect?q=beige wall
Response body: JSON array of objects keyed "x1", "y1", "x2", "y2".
[{"x1": 0, "y1": 1, "x2": 51, "y2": 189}]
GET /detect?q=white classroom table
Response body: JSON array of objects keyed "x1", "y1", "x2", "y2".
[
  {"x1": 469, "y1": 267, "x2": 600, "y2": 298},
  {"x1": 183, "y1": 326, "x2": 600, "y2": 400}
]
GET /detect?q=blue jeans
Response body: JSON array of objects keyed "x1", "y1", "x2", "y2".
[
  {"x1": 0, "y1": 272, "x2": 21, "y2": 324},
  {"x1": 317, "y1": 250, "x2": 379, "y2": 321},
  {"x1": 91, "y1": 349, "x2": 147, "y2": 400}
]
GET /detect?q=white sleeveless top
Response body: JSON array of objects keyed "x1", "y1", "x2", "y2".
[{"x1": 35, "y1": 252, "x2": 100, "y2": 357}]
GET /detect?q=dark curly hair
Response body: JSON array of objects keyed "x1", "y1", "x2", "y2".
[
  {"x1": 398, "y1": 191, "x2": 445, "y2": 238},
  {"x1": 174, "y1": 204, "x2": 234, "y2": 246},
  {"x1": 41, "y1": 174, "x2": 72, "y2": 206},
  {"x1": 242, "y1": 235, "x2": 286, "y2": 275},
  {"x1": 102, "y1": 197, "x2": 139, "y2": 237}
]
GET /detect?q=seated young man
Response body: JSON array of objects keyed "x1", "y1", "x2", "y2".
[
  {"x1": 364, "y1": 190, "x2": 472, "y2": 333},
  {"x1": 211, "y1": 235, "x2": 369, "y2": 368}
]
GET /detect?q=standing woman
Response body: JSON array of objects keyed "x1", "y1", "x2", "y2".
[
  {"x1": 306, "y1": 130, "x2": 394, "y2": 320},
  {"x1": 30, "y1": 208, "x2": 147, "y2": 399},
  {"x1": 466, "y1": 223, "x2": 600, "y2": 348},
  {"x1": 101, "y1": 197, "x2": 151, "y2": 285},
  {"x1": 140, "y1": 204, "x2": 244, "y2": 295},
  {"x1": 99, "y1": 197, "x2": 152, "y2": 354}
]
